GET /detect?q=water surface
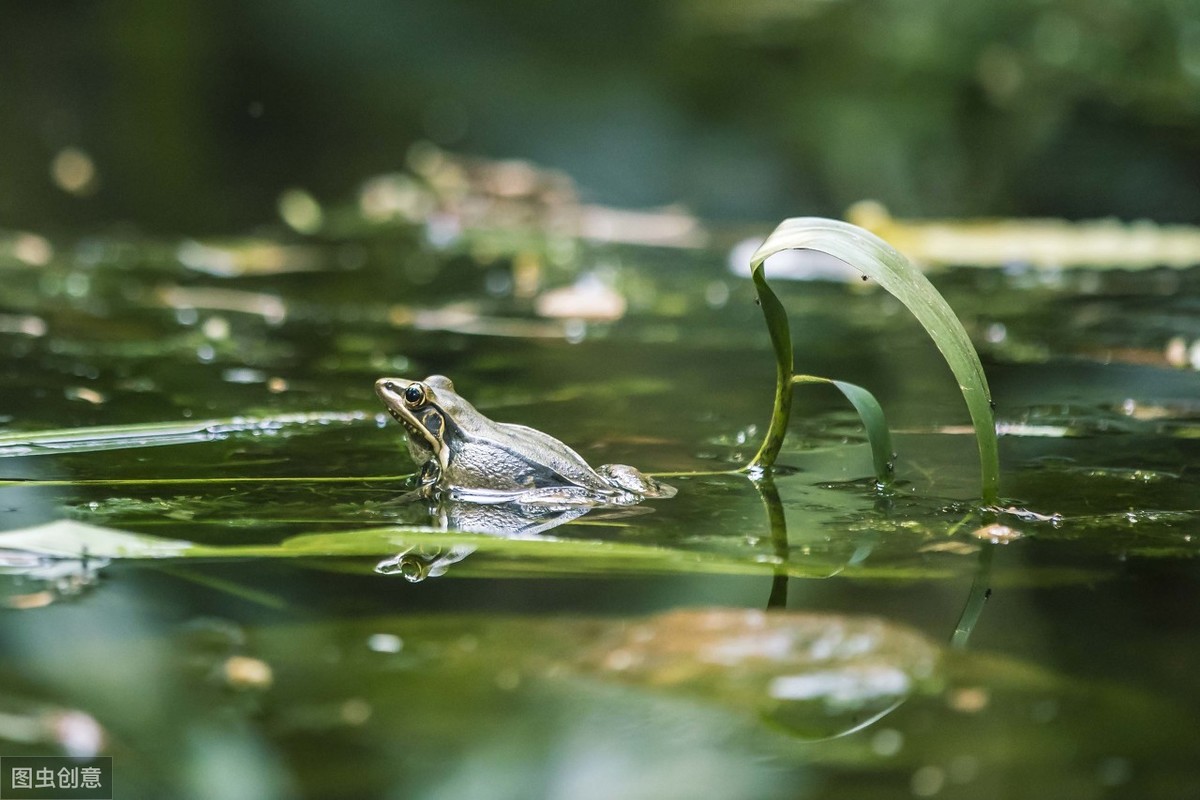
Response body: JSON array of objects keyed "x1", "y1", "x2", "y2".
[{"x1": 1, "y1": 219, "x2": 1197, "y2": 798}]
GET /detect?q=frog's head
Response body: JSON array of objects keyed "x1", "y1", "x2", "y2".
[{"x1": 375, "y1": 375, "x2": 460, "y2": 471}]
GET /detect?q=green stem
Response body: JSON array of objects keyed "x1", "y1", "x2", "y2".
[
  {"x1": 646, "y1": 468, "x2": 743, "y2": 479},
  {"x1": 150, "y1": 564, "x2": 288, "y2": 609},
  {"x1": 748, "y1": 357, "x2": 794, "y2": 474},
  {"x1": 0, "y1": 474, "x2": 412, "y2": 488},
  {"x1": 745, "y1": 218, "x2": 1001, "y2": 504},
  {"x1": 746, "y1": 259, "x2": 794, "y2": 473},
  {"x1": 950, "y1": 542, "x2": 995, "y2": 649}
]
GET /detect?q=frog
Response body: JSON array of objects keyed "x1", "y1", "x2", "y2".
[{"x1": 374, "y1": 375, "x2": 676, "y2": 503}]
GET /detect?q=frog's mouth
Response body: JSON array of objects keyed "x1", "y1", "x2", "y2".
[
  {"x1": 388, "y1": 407, "x2": 444, "y2": 458},
  {"x1": 385, "y1": 407, "x2": 418, "y2": 436}
]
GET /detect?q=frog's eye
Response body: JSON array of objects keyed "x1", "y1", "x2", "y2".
[{"x1": 404, "y1": 383, "x2": 426, "y2": 407}]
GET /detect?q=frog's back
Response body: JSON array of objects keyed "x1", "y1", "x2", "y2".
[{"x1": 446, "y1": 421, "x2": 611, "y2": 493}]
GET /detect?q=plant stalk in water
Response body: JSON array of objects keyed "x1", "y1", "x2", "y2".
[
  {"x1": 951, "y1": 542, "x2": 995, "y2": 648},
  {"x1": 745, "y1": 217, "x2": 1000, "y2": 504}
]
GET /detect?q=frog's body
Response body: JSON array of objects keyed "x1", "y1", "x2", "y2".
[{"x1": 375, "y1": 375, "x2": 675, "y2": 503}]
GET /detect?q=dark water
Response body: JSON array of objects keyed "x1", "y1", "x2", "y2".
[{"x1": 1, "y1": 218, "x2": 1198, "y2": 799}]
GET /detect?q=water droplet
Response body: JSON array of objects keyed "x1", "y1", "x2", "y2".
[
  {"x1": 202, "y1": 316, "x2": 230, "y2": 341},
  {"x1": 1096, "y1": 756, "x2": 1132, "y2": 787},
  {"x1": 50, "y1": 147, "x2": 98, "y2": 195},
  {"x1": 948, "y1": 755, "x2": 980, "y2": 784},
  {"x1": 367, "y1": 633, "x2": 403, "y2": 654},
  {"x1": 705, "y1": 281, "x2": 730, "y2": 308},
  {"x1": 911, "y1": 765, "x2": 946, "y2": 796},
  {"x1": 871, "y1": 728, "x2": 904, "y2": 757},
  {"x1": 221, "y1": 655, "x2": 273, "y2": 691},
  {"x1": 278, "y1": 188, "x2": 323, "y2": 234},
  {"x1": 340, "y1": 698, "x2": 371, "y2": 725},
  {"x1": 564, "y1": 319, "x2": 586, "y2": 344}
]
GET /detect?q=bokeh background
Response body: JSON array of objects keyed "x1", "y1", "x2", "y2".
[{"x1": 3, "y1": 0, "x2": 1200, "y2": 235}]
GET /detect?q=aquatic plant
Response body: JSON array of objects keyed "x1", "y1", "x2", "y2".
[{"x1": 745, "y1": 217, "x2": 1000, "y2": 505}]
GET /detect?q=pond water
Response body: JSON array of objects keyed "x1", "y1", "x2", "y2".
[{"x1": 0, "y1": 209, "x2": 1198, "y2": 799}]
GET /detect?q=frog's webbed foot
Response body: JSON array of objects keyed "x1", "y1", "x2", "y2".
[{"x1": 596, "y1": 464, "x2": 677, "y2": 499}]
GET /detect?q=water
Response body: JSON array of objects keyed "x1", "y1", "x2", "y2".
[{"x1": 1, "y1": 214, "x2": 1198, "y2": 799}]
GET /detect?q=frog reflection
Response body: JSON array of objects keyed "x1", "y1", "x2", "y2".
[
  {"x1": 373, "y1": 496, "x2": 648, "y2": 581},
  {"x1": 376, "y1": 545, "x2": 475, "y2": 582}
]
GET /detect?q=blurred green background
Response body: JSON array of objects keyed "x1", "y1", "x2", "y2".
[{"x1": 3, "y1": 0, "x2": 1200, "y2": 235}]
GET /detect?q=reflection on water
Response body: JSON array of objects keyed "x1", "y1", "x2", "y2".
[
  {"x1": 0, "y1": 694, "x2": 105, "y2": 758},
  {"x1": 376, "y1": 545, "x2": 475, "y2": 582},
  {"x1": 576, "y1": 607, "x2": 939, "y2": 741},
  {"x1": 0, "y1": 551, "x2": 107, "y2": 609},
  {"x1": 433, "y1": 496, "x2": 598, "y2": 537},
  {"x1": 374, "y1": 495, "x2": 657, "y2": 581}
]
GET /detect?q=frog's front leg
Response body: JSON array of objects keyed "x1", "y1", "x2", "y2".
[{"x1": 416, "y1": 461, "x2": 443, "y2": 498}]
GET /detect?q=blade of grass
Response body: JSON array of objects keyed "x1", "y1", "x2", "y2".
[
  {"x1": 0, "y1": 411, "x2": 372, "y2": 457},
  {"x1": 792, "y1": 375, "x2": 895, "y2": 486},
  {"x1": 748, "y1": 217, "x2": 999, "y2": 504},
  {"x1": 951, "y1": 542, "x2": 995, "y2": 649},
  {"x1": 0, "y1": 475, "x2": 411, "y2": 487}
]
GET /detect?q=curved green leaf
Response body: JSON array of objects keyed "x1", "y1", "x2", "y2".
[
  {"x1": 792, "y1": 375, "x2": 895, "y2": 486},
  {"x1": 748, "y1": 217, "x2": 999, "y2": 504}
]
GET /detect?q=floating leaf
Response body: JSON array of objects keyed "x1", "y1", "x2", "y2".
[{"x1": 0, "y1": 519, "x2": 966, "y2": 582}]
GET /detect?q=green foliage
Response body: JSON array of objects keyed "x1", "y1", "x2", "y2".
[
  {"x1": 792, "y1": 375, "x2": 895, "y2": 487},
  {"x1": 747, "y1": 217, "x2": 1000, "y2": 504},
  {"x1": 0, "y1": 519, "x2": 956, "y2": 581}
]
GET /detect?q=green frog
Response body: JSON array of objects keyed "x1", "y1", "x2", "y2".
[{"x1": 375, "y1": 375, "x2": 676, "y2": 503}]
